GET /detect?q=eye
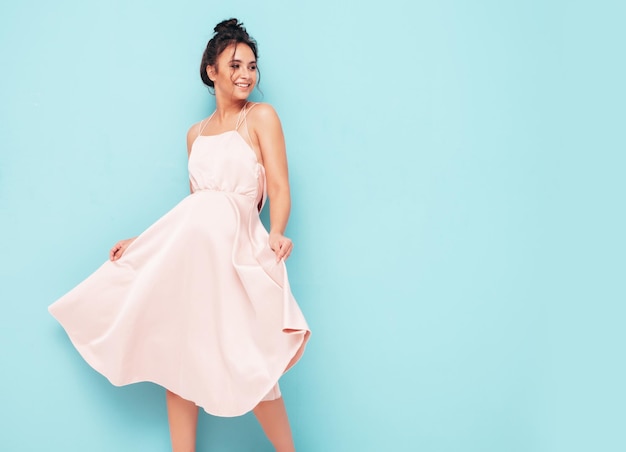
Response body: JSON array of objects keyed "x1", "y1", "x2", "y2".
[
  {"x1": 230, "y1": 64, "x2": 240, "y2": 69},
  {"x1": 250, "y1": 65, "x2": 257, "y2": 71}
]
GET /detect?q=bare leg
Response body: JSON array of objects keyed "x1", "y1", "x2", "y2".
[
  {"x1": 166, "y1": 390, "x2": 199, "y2": 452},
  {"x1": 253, "y1": 397, "x2": 296, "y2": 452}
]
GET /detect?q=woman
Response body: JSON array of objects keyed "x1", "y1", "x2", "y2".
[{"x1": 49, "y1": 18, "x2": 310, "y2": 452}]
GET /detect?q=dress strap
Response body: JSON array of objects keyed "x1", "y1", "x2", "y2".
[
  {"x1": 197, "y1": 111, "x2": 216, "y2": 138},
  {"x1": 235, "y1": 102, "x2": 258, "y2": 144}
]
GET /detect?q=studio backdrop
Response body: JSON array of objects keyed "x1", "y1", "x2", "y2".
[{"x1": 1, "y1": 1, "x2": 624, "y2": 451}]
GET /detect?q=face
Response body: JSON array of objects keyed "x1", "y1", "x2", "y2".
[{"x1": 207, "y1": 43, "x2": 257, "y2": 100}]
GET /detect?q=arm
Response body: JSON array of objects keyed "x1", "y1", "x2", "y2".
[{"x1": 251, "y1": 104, "x2": 294, "y2": 261}]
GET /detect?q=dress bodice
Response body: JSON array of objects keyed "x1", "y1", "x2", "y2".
[{"x1": 188, "y1": 130, "x2": 266, "y2": 208}]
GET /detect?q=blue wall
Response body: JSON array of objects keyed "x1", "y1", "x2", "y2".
[{"x1": 1, "y1": 1, "x2": 624, "y2": 451}]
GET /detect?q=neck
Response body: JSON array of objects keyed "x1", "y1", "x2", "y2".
[{"x1": 214, "y1": 95, "x2": 248, "y2": 120}]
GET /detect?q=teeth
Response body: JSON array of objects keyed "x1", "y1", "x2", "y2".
[{"x1": 236, "y1": 83, "x2": 250, "y2": 87}]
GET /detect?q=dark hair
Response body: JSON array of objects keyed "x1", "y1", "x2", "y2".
[{"x1": 200, "y1": 18, "x2": 259, "y2": 88}]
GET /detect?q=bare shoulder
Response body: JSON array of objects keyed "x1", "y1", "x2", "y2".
[
  {"x1": 186, "y1": 120, "x2": 204, "y2": 155},
  {"x1": 248, "y1": 102, "x2": 282, "y2": 127},
  {"x1": 187, "y1": 120, "x2": 203, "y2": 141}
]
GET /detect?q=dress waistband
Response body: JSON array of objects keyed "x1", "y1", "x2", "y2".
[{"x1": 192, "y1": 187, "x2": 256, "y2": 199}]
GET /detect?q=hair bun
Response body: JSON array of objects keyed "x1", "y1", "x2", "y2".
[{"x1": 214, "y1": 18, "x2": 243, "y2": 34}]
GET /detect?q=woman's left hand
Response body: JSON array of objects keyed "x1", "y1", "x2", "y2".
[{"x1": 269, "y1": 231, "x2": 293, "y2": 262}]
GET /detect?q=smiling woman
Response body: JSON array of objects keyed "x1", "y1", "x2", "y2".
[
  {"x1": 200, "y1": 19, "x2": 260, "y2": 98},
  {"x1": 48, "y1": 18, "x2": 310, "y2": 452}
]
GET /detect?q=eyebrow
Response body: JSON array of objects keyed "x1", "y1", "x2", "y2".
[{"x1": 229, "y1": 59, "x2": 257, "y2": 64}]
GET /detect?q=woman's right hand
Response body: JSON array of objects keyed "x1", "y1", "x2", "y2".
[{"x1": 110, "y1": 237, "x2": 137, "y2": 261}]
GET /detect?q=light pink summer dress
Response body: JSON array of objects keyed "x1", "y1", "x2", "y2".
[{"x1": 48, "y1": 104, "x2": 310, "y2": 417}]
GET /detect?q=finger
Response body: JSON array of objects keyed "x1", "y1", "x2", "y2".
[
  {"x1": 280, "y1": 241, "x2": 290, "y2": 257},
  {"x1": 274, "y1": 242, "x2": 285, "y2": 262},
  {"x1": 111, "y1": 243, "x2": 125, "y2": 261},
  {"x1": 277, "y1": 241, "x2": 292, "y2": 261},
  {"x1": 117, "y1": 245, "x2": 127, "y2": 259}
]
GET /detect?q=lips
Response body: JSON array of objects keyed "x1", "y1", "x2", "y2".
[{"x1": 235, "y1": 83, "x2": 250, "y2": 88}]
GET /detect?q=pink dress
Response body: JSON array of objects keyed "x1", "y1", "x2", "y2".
[{"x1": 48, "y1": 107, "x2": 310, "y2": 417}]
